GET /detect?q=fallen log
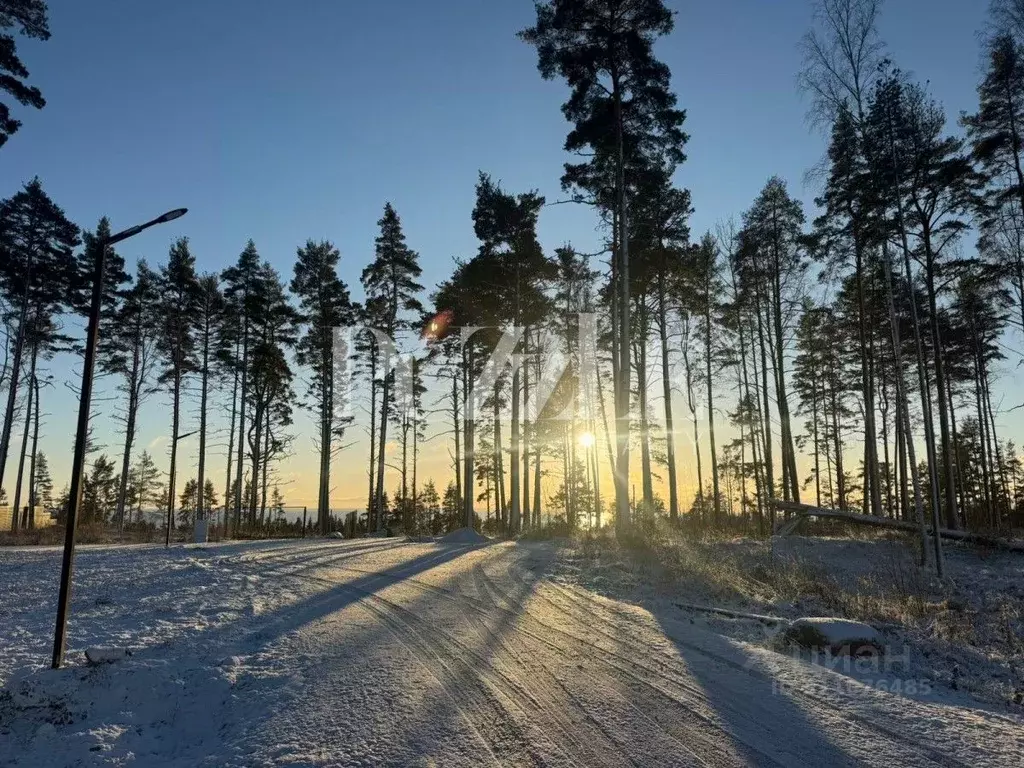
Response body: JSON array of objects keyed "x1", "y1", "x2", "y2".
[
  {"x1": 673, "y1": 601, "x2": 787, "y2": 626},
  {"x1": 770, "y1": 500, "x2": 1024, "y2": 553}
]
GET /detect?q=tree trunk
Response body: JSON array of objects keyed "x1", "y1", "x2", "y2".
[
  {"x1": 706, "y1": 306, "x2": 721, "y2": 523},
  {"x1": 735, "y1": 303, "x2": 766, "y2": 532},
  {"x1": 493, "y1": 392, "x2": 504, "y2": 529},
  {"x1": 594, "y1": 343, "x2": 617, "y2": 493},
  {"x1": 320, "y1": 379, "x2": 332, "y2": 535},
  {"x1": 770, "y1": 247, "x2": 800, "y2": 505},
  {"x1": 983, "y1": 364, "x2": 1010, "y2": 527},
  {"x1": 683, "y1": 341, "x2": 703, "y2": 501},
  {"x1": 510, "y1": 367, "x2": 521, "y2": 532},
  {"x1": 260, "y1": 411, "x2": 270, "y2": 529},
  {"x1": 197, "y1": 328, "x2": 210, "y2": 528},
  {"x1": 28, "y1": 373, "x2": 39, "y2": 529},
  {"x1": 755, "y1": 303, "x2": 776, "y2": 506},
  {"x1": 367, "y1": 353, "x2": 378, "y2": 527},
  {"x1": 115, "y1": 337, "x2": 142, "y2": 536},
  {"x1": 10, "y1": 346, "x2": 35, "y2": 532},
  {"x1": 924, "y1": 251, "x2": 959, "y2": 530},
  {"x1": 812, "y1": 379, "x2": 821, "y2": 508},
  {"x1": 534, "y1": 440, "x2": 543, "y2": 528},
  {"x1": 223, "y1": 345, "x2": 239, "y2": 537},
  {"x1": 829, "y1": 381, "x2": 847, "y2": 510},
  {"x1": 463, "y1": 347, "x2": 475, "y2": 529},
  {"x1": 612, "y1": 72, "x2": 631, "y2": 530},
  {"x1": 0, "y1": 280, "x2": 30, "y2": 496},
  {"x1": 375, "y1": 367, "x2": 391, "y2": 531},
  {"x1": 401, "y1": 418, "x2": 409, "y2": 526},
  {"x1": 249, "y1": 405, "x2": 263, "y2": 525},
  {"x1": 233, "y1": 315, "x2": 250, "y2": 535},
  {"x1": 853, "y1": 239, "x2": 883, "y2": 517},
  {"x1": 973, "y1": 344, "x2": 993, "y2": 527},
  {"x1": 522, "y1": 331, "x2": 531, "y2": 530},
  {"x1": 637, "y1": 325, "x2": 654, "y2": 508},
  {"x1": 412, "y1": 398, "x2": 419, "y2": 533},
  {"x1": 452, "y1": 368, "x2": 461, "y2": 509},
  {"x1": 895, "y1": 373, "x2": 911, "y2": 522},
  {"x1": 168, "y1": 371, "x2": 182, "y2": 540},
  {"x1": 879, "y1": 375, "x2": 893, "y2": 518},
  {"x1": 658, "y1": 281, "x2": 679, "y2": 521}
]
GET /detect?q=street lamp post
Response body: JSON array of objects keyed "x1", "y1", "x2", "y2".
[{"x1": 51, "y1": 208, "x2": 188, "y2": 670}]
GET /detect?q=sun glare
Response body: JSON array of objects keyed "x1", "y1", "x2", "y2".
[{"x1": 578, "y1": 432, "x2": 595, "y2": 448}]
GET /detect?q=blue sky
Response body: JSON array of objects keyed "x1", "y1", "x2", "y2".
[{"x1": 1, "y1": 0, "x2": 1013, "y2": 509}]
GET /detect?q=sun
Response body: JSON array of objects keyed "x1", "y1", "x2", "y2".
[{"x1": 578, "y1": 431, "x2": 595, "y2": 448}]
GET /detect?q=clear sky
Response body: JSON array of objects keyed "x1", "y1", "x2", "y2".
[{"x1": 2, "y1": 0, "x2": 1017, "y2": 511}]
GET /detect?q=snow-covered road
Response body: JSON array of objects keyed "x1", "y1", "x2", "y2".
[{"x1": 1, "y1": 538, "x2": 1021, "y2": 766}]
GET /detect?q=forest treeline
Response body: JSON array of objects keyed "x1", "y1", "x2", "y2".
[{"x1": 2, "y1": 0, "x2": 1024, "y2": 544}]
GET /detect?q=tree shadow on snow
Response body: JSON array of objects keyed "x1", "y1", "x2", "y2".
[{"x1": 644, "y1": 603, "x2": 868, "y2": 766}]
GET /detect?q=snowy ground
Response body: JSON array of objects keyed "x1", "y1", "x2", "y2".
[
  {"x1": 1, "y1": 537, "x2": 1022, "y2": 766},
  {"x1": 549, "y1": 533, "x2": 1024, "y2": 711}
]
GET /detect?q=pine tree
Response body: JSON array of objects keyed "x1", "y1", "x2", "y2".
[
  {"x1": 471, "y1": 173, "x2": 553, "y2": 532},
  {"x1": 193, "y1": 273, "x2": 228, "y2": 527},
  {"x1": 82, "y1": 454, "x2": 118, "y2": 525},
  {"x1": 290, "y1": 240, "x2": 357, "y2": 534},
  {"x1": 738, "y1": 178, "x2": 807, "y2": 508},
  {"x1": 362, "y1": 203, "x2": 423, "y2": 531},
  {"x1": 418, "y1": 479, "x2": 441, "y2": 535},
  {"x1": 0, "y1": 179, "x2": 78, "y2": 512},
  {"x1": 690, "y1": 233, "x2": 726, "y2": 524},
  {"x1": 203, "y1": 479, "x2": 219, "y2": 517},
  {"x1": 127, "y1": 450, "x2": 163, "y2": 525},
  {"x1": 221, "y1": 241, "x2": 263, "y2": 534},
  {"x1": 866, "y1": 72, "x2": 983, "y2": 529},
  {"x1": 965, "y1": 31, "x2": 1024, "y2": 335},
  {"x1": 33, "y1": 449, "x2": 51, "y2": 510},
  {"x1": 551, "y1": 246, "x2": 604, "y2": 526},
  {"x1": 950, "y1": 261, "x2": 1013, "y2": 527},
  {"x1": 521, "y1": 0, "x2": 687, "y2": 530},
  {"x1": 441, "y1": 481, "x2": 460, "y2": 533},
  {"x1": 157, "y1": 238, "x2": 200, "y2": 538},
  {"x1": 629, "y1": 172, "x2": 691, "y2": 521},
  {"x1": 390, "y1": 353, "x2": 427, "y2": 529},
  {"x1": 178, "y1": 478, "x2": 198, "y2": 529},
  {"x1": 77, "y1": 217, "x2": 130, "y2": 324},
  {"x1": 812, "y1": 105, "x2": 882, "y2": 517},
  {"x1": 103, "y1": 259, "x2": 161, "y2": 533},
  {"x1": 0, "y1": 1, "x2": 50, "y2": 147},
  {"x1": 245, "y1": 263, "x2": 296, "y2": 524}
]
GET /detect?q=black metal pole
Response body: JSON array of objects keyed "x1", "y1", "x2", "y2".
[
  {"x1": 50, "y1": 207, "x2": 187, "y2": 669},
  {"x1": 165, "y1": 480, "x2": 172, "y2": 548},
  {"x1": 51, "y1": 240, "x2": 107, "y2": 669}
]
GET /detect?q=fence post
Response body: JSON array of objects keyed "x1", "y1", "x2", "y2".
[{"x1": 302, "y1": 506, "x2": 307, "y2": 538}]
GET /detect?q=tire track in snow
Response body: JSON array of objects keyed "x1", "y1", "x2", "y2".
[
  {"x1": 310, "y1": 548, "x2": 968, "y2": 767},
  {"x1": 234, "y1": 543, "x2": 981, "y2": 767},
  {"x1": 530, "y1": 570, "x2": 973, "y2": 768},
  {"x1": 309, "y1": 552, "x2": 778, "y2": 764},
  {"x1": 465, "y1": 565, "x2": 645, "y2": 768},
  {"x1": 338, "y1": 585, "x2": 540, "y2": 767},
  {"x1": 249, "y1": 546, "x2": 581, "y2": 765},
  {"x1": 292, "y1": 549, "x2": 766, "y2": 766},
  {"x1": 471, "y1": 564, "x2": 726, "y2": 768}
]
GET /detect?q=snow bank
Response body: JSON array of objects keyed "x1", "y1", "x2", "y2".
[{"x1": 440, "y1": 527, "x2": 488, "y2": 545}]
